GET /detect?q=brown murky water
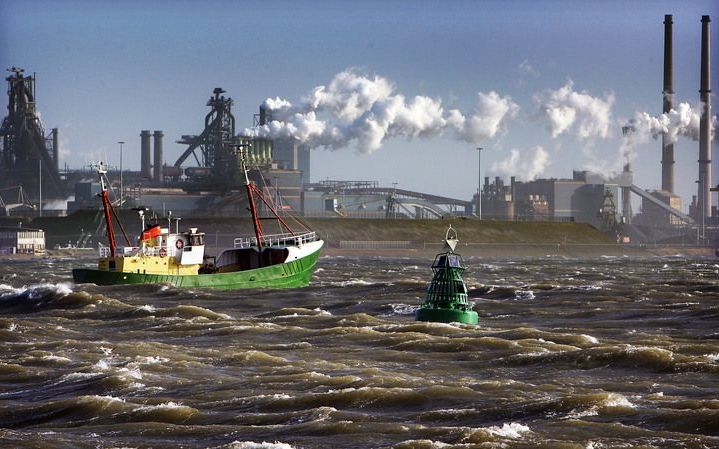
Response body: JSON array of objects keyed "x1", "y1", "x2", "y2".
[{"x1": 1, "y1": 255, "x2": 718, "y2": 448}]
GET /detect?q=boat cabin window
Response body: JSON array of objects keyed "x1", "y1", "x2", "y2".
[{"x1": 188, "y1": 234, "x2": 204, "y2": 246}]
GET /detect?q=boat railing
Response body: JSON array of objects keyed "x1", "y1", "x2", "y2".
[
  {"x1": 99, "y1": 245, "x2": 176, "y2": 258},
  {"x1": 233, "y1": 231, "x2": 317, "y2": 249}
]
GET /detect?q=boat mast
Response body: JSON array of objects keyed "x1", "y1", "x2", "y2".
[
  {"x1": 97, "y1": 162, "x2": 118, "y2": 258},
  {"x1": 241, "y1": 146, "x2": 264, "y2": 250}
]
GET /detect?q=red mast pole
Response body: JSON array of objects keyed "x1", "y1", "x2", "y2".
[
  {"x1": 241, "y1": 147, "x2": 264, "y2": 251},
  {"x1": 100, "y1": 190, "x2": 117, "y2": 258},
  {"x1": 96, "y1": 163, "x2": 117, "y2": 258},
  {"x1": 246, "y1": 182, "x2": 264, "y2": 251}
]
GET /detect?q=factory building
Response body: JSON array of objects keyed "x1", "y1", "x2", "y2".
[
  {"x1": 634, "y1": 191, "x2": 684, "y2": 226},
  {"x1": 272, "y1": 140, "x2": 311, "y2": 186},
  {"x1": 302, "y1": 181, "x2": 388, "y2": 218},
  {"x1": 480, "y1": 171, "x2": 621, "y2": 229},
  {"x1": 0, "y1": 226, "x2": 45, "y2": 254}
]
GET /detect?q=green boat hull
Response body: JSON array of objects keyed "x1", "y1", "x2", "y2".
[
  {"x1": 416, "y1": 307, "x2": 479, "y2": 325},
  {"x1": 73, "y1": 247, "x2": 321, "y2": 289}
]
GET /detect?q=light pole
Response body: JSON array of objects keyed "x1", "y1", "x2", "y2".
[
  {"x1": 38, "y1": 158, "x2": 42, "y2": 217},
  {"x1": 476, "y1": 147, "x2": 483, "y2": 220},
  {"x1": 118, "y1": 141, "x2": 125, "y2": 208}
]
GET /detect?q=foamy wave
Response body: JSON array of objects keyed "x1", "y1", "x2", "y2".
[
  {"x1": 577, "y1": 284, "x2": 602, "y2": 291},
  {"x1": 138, "y1": 304, "x2": 156, "y2": 312},
  {"x1": 384, "y1": 303, "x2": 419, "y2": 316},
  {"x1": 221, "y1": 442, "x2": 295, "y2": 449},
  {"x1": 565, "y1": 406, "x2": 599, "y2": 419},
  {"x1": 313, "y1": 307, "x2": 332, "y2": 316},
  {"x1": 134, "y1": 401, "x2": 186, "y2": 411},
  {"x1": 94, "y1": 358, "x2": 112, "y2": 371},
  {"x1": 705, "y1": 353, "x2": 719, "y2": 362},
  {"x1": 0, "y1": 282, "x2": 73, "y2": 299},
  {"x1": 60, "y1": 372, "x2": 101, "y2": 381},
  {"x1": 41, "y1": 355, "x2": 72, "y2": 363},
  {"x1": 484, "y1": 422, "x2": 532, "y2": 438},
  {"x1": 580, "y1": 334, "x2": 599, "y2": 344},
  {"x1": 514, "y1": 290, "x2": 535, "y2": 300},
  {"x1": 393, "y1": 440, "x2": 451, "y2": 449},
  {"x1": 134, "y1": 355, "x2": 169, "y2": 365},
  {"x1": 117, "y1": 367, "x2": 143, "y2": 380},
  {"x1": 0, "y1": 284, "x2": 23, "y2": 296},
  {"x1": 337, "y1": 279, "x2": 375, "y2": 287},
  {"x1": 601, "y1": 392, "x2": 635, "y2": 408}
]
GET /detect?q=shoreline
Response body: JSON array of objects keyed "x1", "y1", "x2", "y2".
[{"x1": 3, "y1": 243, "x2": 713, "y2": 261}]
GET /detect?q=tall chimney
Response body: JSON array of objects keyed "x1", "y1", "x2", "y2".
[
  {"x1": 51, "y1": 128, "x2": 59, "y2": 172},
  {"x1": 153, "y1": 130, "x2": 164, "y2": 183},
  {"x1": 622, "y1": 163, "x2": 632, "y2": 224},
  {"x1": 698, "y1": 15, "x2": 711, "y2": 220},
  {"x1": 259, "y1": 105, "x2": 267, "y2": 126},
  {"x1": 661, "y1": 14, "x2": 675, "y2": 193},
  {"x1": 141, "y1": 130, "x2": 152, "y2": 179}
]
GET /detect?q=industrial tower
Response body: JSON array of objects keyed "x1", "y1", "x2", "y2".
[{"x1": 0, "y1": 67, "x2": 63, "y2": 198}]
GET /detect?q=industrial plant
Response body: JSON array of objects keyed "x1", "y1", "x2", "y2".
[{"x1": 0, "y1": 15, "x2": 715, "y2": 247}]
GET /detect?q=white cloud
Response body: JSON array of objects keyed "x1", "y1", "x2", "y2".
[{"x1": 534, "y1": 80, "x2": 614, "y2": 139}]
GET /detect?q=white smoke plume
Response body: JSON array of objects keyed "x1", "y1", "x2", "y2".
[
  {"x1": 491, "y1": 146, "x2": 550, "y2": 181},
  {"x1": 453, "y1": 91, "x2": 520, "y2": 143},
  {"x1": 628, "y1": 101, "x2": 705, "y2": 143},
  {"x1": 245, "y1": 69, "x2": 518, "y2": 153},
  {"x1": 534, "y1": 80, "x2": 614, "y2": 139}
]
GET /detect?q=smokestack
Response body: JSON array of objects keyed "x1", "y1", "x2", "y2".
[
  {"x1": 153, "y1": 130, "x2": 164, "y2": 183},
  {"x1": 698, "y1": 15, "x2": 711, "y2": 220},
  {"x1": 141, "y1": 130, "x2": 152, "y2": 179},
  {"x1": 51, "y1": 128, "x2": 59, "y2": 172},
  {"x1": 661, "y1": 14, "x2": 675, "y2": 193},
  {"x1": 622, "y1": 163, "x2": 632, "y2": 224},
  {"x1": 259, "y1": 105, "x2": 267, "y2": 126}
]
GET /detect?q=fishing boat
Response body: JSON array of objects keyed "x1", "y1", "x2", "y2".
[{"x1": 72, "y1": 153, "x2": 323, "y2": 289}]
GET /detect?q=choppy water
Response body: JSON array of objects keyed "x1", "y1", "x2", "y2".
[{"x1": 0, "y1": 255, "x2": 718, "y2": 449}]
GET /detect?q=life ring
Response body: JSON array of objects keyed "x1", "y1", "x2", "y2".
[
  {"x1": 159, "y1": 247, "x2": 167, "y2": 257},
  {"x1": 175, "y1": 239, "x2": 184, "y2": 250}
]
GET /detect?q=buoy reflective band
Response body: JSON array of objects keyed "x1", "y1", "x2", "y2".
[
  {"x1": 159, "y1": 248, "x2": 167, "y2": 257},
  {"x1": 175, "y1": 239, "x2": 184, "y2": 250}
]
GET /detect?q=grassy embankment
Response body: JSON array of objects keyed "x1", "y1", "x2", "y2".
[{"x1": 2, "y1": 212, "x2": 632, "y2": 257}]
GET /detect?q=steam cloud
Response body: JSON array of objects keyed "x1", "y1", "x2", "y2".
[
  {"x1": 244, "y1": 70, "x2": 518, "y2": 153},
  {"x1": 491, "y1": 146, "x2": 550, "y2": 181},
  {"x1": 534, "y1": 80, "x2": 614, "y2": 139},
  {"x1": 628, "y1": 102, "x2": 705, "y2": 143}
]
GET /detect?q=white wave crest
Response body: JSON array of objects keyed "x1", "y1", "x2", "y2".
[
  {"x1": 514, "y1": 290, "x2": 535, "y2": 300},
  {"x1": 223, "y1": 442, "x2": 295, "y2": 449},
  {"x1": 580, "y1": 334, "x2": 599, "y2": 344},
  {"x1": 484, "y1": 422, "x2": 532, "y2": 439},
  {"x1": 601, "y1": 393, "x2": 636, "y2": 409}
]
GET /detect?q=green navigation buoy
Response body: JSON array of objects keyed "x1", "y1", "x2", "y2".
[{"x1": 416, "y1": 225, "x2": 479, "y2": 325}]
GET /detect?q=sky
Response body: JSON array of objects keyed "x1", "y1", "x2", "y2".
[{"x1": 1, "y1": 0, "x2": 718, "y2": 212}]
